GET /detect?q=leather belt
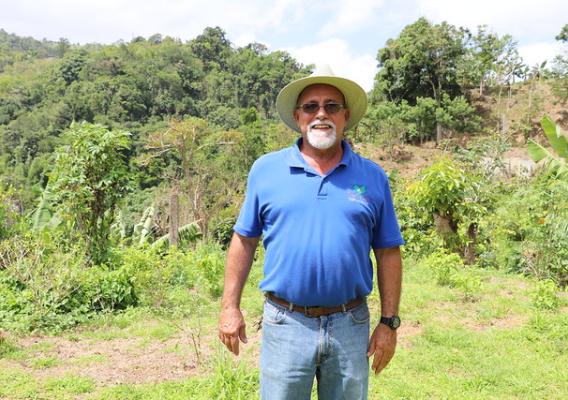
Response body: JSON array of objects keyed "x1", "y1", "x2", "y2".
[{"x1": 265, "y1": 293, "x2": 364, "y2": 318}]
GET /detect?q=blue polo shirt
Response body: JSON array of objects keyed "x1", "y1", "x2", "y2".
[{"x1": 234, "y1": 139, "x2": 404, "y2": 306}]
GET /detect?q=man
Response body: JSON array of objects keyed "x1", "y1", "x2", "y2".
[{"x1": 218, "y1": 66, "x2": 404, "y2": 400}]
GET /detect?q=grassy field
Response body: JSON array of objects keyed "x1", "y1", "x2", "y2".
[{"x1": 1, "y1": 258, "x2": 566, "y2": 399}]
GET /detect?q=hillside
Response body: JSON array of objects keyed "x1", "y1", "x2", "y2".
[
  {"x1": 353, "y1": 80, "x2": 567, "y2": 180},
  {"x1": 1, "y1": 23, "x2": 567, "y2": 400}
]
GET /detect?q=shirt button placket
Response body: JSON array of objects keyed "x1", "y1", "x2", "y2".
[{"x1": 317, "y1": 177, "x2": 328, "y2": 199}]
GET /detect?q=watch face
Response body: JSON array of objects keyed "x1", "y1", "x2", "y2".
[
  {"x1": 392, "y1": 316, "x2": 401, "y2": 329},
  {"x1": 381, "y1": 316, "x2": 401, "y2": 330}
]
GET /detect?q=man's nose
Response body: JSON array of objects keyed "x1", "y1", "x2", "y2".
[{"x1": 315, "y1": 105, "x2": 329, "y2": 118}]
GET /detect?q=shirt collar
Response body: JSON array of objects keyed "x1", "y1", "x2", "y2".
[{"x1": 286, "y1": 137, "x2": 353, "y2": 169}]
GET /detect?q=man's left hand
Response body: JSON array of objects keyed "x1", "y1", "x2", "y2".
[{"x1": 367, "y1": 323, "x2": 397, "y2": 374}]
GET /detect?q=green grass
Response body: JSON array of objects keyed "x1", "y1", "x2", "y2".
[
  {"x1": 0, "y1": 367, "x2": 96, "y2": 399},
  {"x1": 0, "y1": 335, "x2": 20, "y2": 358},
  {"x1": 69, "y1": 353, "x2": 108, "y2": 366},
  {"x1": 44, "y1": 374, "x2": 96, "y2": 397},
  {"x1": 84, "y1": 353, "x2": 258, "y2": 400},
  {"x1": 367, "y1": 261, "x2": 568, "y2": 400},
  {"x1": 1, "y1": 259, "x2": 566, "y2": 399},
  {"x1": 0, "y1": 367, "x2": 42, "y2": 399},
  {"x1": 30, "y1": 356, "x2": 60, "y2": 369}
]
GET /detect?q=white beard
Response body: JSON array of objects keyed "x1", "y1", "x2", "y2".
[{"x1": 306, "y1": 120, "x2": 337, "y2": 150}]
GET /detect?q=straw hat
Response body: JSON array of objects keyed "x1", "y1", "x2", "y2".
[{"x1": 276, "y1": 65, "x2": 368, "y2": 133}]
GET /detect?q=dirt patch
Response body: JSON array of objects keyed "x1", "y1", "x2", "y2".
[
  {"x1": 397, "y1": 322, "x2": 423, "y2": 349},
  {"x1": 13, "y1": 334, "x2": 204, "y2": 385},
  {"x1": 356, "y1": 142, "x2": 444, "y2": 178},
  {"x1": 463, "y1": 313, "x2": 528, "y2": 332},
  {"x1": 487, "y1": 314, "x2": 528, "y2": 330}
]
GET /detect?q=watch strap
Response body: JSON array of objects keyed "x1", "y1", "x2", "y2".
[{"x1": 380, "y1": 315, "x2": 401, "y2": 330}]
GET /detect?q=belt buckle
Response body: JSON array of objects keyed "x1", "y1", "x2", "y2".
[{"x1": 304, "y1": 306, "x2": 324, "y2": 317}]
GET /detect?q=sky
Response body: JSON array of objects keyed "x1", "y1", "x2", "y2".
[{"x1": 1, "y1": 0, "x2": 566, "y2": 91}]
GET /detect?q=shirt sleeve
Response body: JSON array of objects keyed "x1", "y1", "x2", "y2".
[
  {"x1": 233, "y1": 164, "x2": 263, "y2": 238},
  {"x1": 371, "y1": 178, "x2": 405, "y2": 249}
]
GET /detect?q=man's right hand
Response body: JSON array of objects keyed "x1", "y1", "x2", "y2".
[{"x1": 218, "y1": 306, "x2": 248, "y2": 355}]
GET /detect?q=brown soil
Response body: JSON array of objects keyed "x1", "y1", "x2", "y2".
[
  {"x1": 8, "y1": 333, "x2": 206, "y2": 386},
  {"x1": 397, "y1": 321, "x2": 423, "y2": 349},
  {"x1": 3, "y1": 312, "x2": 426, "y2": 388},
  {"x1": 356, "y1": 142, "x2": 445, "y2": 178}
]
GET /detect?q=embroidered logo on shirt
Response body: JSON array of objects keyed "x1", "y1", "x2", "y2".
[
  {"x1": 348, "y1": 184, "x2": 369, "y2": 205},
  {"x1": 353, "y1": 184, "x2": 366, "y2": 195}
]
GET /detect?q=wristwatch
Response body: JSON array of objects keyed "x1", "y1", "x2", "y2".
[{"x1": 380, "y1": 315, "x2": 401, "y2": 330}]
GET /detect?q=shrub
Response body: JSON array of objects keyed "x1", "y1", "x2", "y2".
[
  {"x1": 405, "y1": 157, "x2": 490, "y2": 262},
  {"x1": 394, "y1": 181, "x2": 441, "y2": 257},
  {"x1": 489, "y1": 176, "x2": 568, "y2": 286},
  {"x1": 211, "y1": 216, "x2": 237, "y2": 249},
  {"x1": 0, "y1": 234, "x2": 137, "y2": 332},
  {"x1": 116, "y1": 242, "x2": 226, "y2": 308},
  {"x1": 451, "y1": 270, "x2": 482, "y2": 301},
  {"x1": 117, "y1": 246, "x2": 188, "y2": 308},
  {"x1": 193, "y1": 243, "x2": 226, "y2": 298},
  {"x1": 422, "y1": 249, "x2": 482, "y2": 300},
  {"x1": 422, "y1": 249, "x2": 464, "y2": 286},
  {"x1": 531, "y1": 280, "x2": 561, "y2": 311},
  {"x1": 79, "y1": 265, "x2": 138, "y2": 312},
  {"x1": 48, "y1": 122, "x2": 132, "y2": 265},
  {"x1": 0, "y1": 187, "x2": 22, "y2": 241}
]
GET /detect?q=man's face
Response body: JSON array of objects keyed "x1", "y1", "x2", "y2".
[{"x1": 293, "y1": 84, "x2": 350, "y2": 150}]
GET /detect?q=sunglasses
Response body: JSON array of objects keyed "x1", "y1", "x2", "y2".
[{"x1": 296, "y1": 102, "x2": 345, "y2": 114}]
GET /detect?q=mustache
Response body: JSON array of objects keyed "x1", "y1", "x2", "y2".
[{"x1": 308, "y1": 119, "x2": 336, "y2": 130}]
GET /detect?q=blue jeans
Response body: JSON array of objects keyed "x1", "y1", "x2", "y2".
[{"x1": 260, "y1": 298, "x2": 370, "y2": 400}]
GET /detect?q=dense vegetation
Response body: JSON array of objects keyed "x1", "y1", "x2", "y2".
[{"x1": 0, "y1": 20, "x2": 567, "y2": 399}]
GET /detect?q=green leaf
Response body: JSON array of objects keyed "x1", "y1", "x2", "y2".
[
  {"x1": 527, "y1": 140, "x2": 549, "y2": 163},
  {"x1": 541, "y1": 116, "x2": 568, "y2": 159}
]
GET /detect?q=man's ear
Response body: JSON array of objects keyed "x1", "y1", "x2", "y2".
[
  {"x1": 344, "y1": 109, "x2": 351, "y2": 122},
  {"x1": 293, "y1": 109, "x2": 300, "y2": 125}
]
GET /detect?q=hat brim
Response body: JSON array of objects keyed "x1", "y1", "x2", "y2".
[{"x1": 276, "y1": 75, "x2": 367, "y2": 133}]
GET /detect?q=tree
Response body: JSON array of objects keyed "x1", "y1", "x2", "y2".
[
  {"x1": 57, "y1": 38, "x2": 70, "y2": 57},
  {"x1": 49, "y1": 122, "x2": 131, "y2": 264},
  {"x1": 59, "y1": 51, "x2": 87, "y2": 85},
  {"x1": 189, "y1": 27, "x2": 232, "y2": 71},
  {"x1": 372, "y1": 18, "x2": 470, "y2": 142},
  {"x1": 0, "y1": 28, "x2": 315, "y2": 231},
  {"x1": 144, "y1": 117, "x2": 212, "y2": 231},
  {"x1": 466, "y1": 26, "x2": 517, "y2": 96},
  {"x1": 491, "y1": 35, "x2": 524, "y2": 105},
  {"x1": 556, "y1": 24, "x2": 568, "y2": 43},
  {"x1": 552, "y1": 25, "x2": 568, "y2": 101},
  {"x1": 145, "y1": 117, "x2": 210, "y2": 184},
  {"x1": 373, "y1": 18, "x2": 467, "y2": 105}
]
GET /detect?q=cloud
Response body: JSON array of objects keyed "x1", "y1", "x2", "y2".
[
  {"x1": 285, "y1": 39, "x2": 377, "y2": 91},
  {"x1": 415, "y1": 0, "x2": 567, "y2": 43},
  {"x1": 3, "y1": 0, "x2": 565, "y2": 94},
  {"x1": 318, "y1": 0, "x2": 385, "y2": 37},
  {"x1": 233, "y1": 33, "x2": 258, "y2": 48},
  {"x1": 0, "y1": 0, "x2": 302, "y2": 44},
  {"x1": 519, "y1": 42, "x2": 565, "y2": 67}
]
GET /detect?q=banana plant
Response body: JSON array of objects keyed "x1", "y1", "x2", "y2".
[
  {"x1": 151, "y1": 222, "x2": 202, "y2": 250},
  {"x1": 31, "y1": 186, "x2": 62, "y2": 231},
  {"x1": 132, "y1": 204, "x2": 155, "y2": 246},
  {"x1": 527, "y1": 116, "x2": 568, "y2": 177},
  {"x1": 110, "y1": 210, "x2": 129, "y2": 241}
]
